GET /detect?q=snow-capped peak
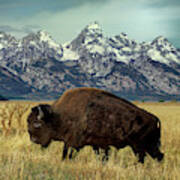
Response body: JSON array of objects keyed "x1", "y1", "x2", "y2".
[
  {"x1": 119, "y1": 32, "x2": 128, "y2": 38},
  {"x1": 86, "y1": 21, "x2": 102, "y2": 31},
  {"x1": 147, "y1": 36, "x2": 180, "y2": 65},
  {"x1": 38, "y1": 30, "x2": 60, "y2": 49},
  {"x1": 84, "y1": 21, "x2": 103, "y2": 36},
  {"x1": 0, "y1": 32, "x2": 5, "y2": 39},
  {"x1": 70, "y1": 21, "x2": 104, "y2": 51},
  {"x1": 0, "y1": 31, "x2": 17, "y2": 50},
  {"x1": 151, "y1": 36, "x2": 171, "y2": 47},
  {"x1": 38, "y1": 30, "x2": 51, "y2": 41},
  {"x1": 0, "y1": 31, "x2": 17, "y2": 42}
]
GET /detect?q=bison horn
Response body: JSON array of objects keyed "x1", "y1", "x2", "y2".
[
  {"x1": 33, "y1": 122, "x2": 42, "y2": 128},
  {"x1": 37, "y1": 106, "x2": 44, "y2": 120}
]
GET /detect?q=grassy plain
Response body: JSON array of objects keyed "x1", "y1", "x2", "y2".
[{"x1": 0, "y1": 101, "x2": 179, "y2": 180}]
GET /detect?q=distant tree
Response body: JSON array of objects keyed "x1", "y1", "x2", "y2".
[
  {"x1": 159, "y1": 99, "x2": 165, "y2": 103},
  {"x1": 0, "y1": 95, "x2": 8, "y2": 101}
]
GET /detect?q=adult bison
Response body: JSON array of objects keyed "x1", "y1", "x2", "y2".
[{"x1": 27, "y1": 87, "x2": 164, "y2": 163}]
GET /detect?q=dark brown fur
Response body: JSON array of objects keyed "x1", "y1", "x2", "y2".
[{"x1": 27, "y1": 87, "x2": 164, "y2": 163}]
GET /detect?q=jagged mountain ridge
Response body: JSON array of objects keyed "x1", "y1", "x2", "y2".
[{"x1": 0, "y1": 22, "x2": 179, "y2": 100}]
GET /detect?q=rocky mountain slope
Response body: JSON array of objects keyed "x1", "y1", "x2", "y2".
[{"x1": 0, "y1": 22, "x2": 179, "y2": 100}]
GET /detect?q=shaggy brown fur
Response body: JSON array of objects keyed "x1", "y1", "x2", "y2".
[{"x1": 27, "y1": 87, "x2": 164, "y2": 163}]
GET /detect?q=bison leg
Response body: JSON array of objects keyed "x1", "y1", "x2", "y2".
[
  {"x1": 132, "y1": 147, "x2": 146, "y2": 163},
  {"x1": 69, "y1": 147, "x2": 80, "y2": 159},
  {"x1": 93, "y1": 146, "x2": 100, "y2": 155},
  {"x1": 62, "y1": 145, "x2": 81, "y2": 160},
  {"x1": 68, "y1": 148, "x2": 74, "y2": 159},
  {"x1": 137, "y1": 151, "x2": 146, "y2": 163},
  {"x1": 102, "y1": 147, "x2": 110, "y2": 162},
  {"x1": 62, "y1": 143, "x2": 69, "y2": 160}
]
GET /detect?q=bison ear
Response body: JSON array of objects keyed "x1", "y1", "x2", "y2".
[{"x1": 38, "y1": 104, "x2": 53, "y2": 122}]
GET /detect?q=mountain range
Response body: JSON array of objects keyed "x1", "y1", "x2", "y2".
[{"x1": 0, "y1": 22, "x2": 180, "y2": 100}]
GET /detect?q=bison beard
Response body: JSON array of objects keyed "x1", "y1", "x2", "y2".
[{"x1": 27, "y1": 87, "x2": 164, "y2": 163}]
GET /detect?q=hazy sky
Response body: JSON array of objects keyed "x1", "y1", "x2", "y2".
[{"x1": 0, "y1": 0, "x2": 180, "y2": 47}]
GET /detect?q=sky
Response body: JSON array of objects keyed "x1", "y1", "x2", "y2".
[{"x1": 0, "y1": 0, "x2": 180, "y2": 47}]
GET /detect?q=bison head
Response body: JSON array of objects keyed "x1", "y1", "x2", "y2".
[{"x1": 27, "y1": 104, "x2": 55, "y2": 148}]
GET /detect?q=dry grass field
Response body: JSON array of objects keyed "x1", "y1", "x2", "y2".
[{"x1": 0, "y1": 101, "x2": 179, "y2": 180}]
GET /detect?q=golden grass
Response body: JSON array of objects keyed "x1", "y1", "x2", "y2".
[{"x1": 0, "y1": 101, "x2": 179, "y2": 180}]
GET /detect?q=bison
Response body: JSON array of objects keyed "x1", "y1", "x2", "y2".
[{"x1": 27, "y1": 87, "x2": 164, "y2": 163}]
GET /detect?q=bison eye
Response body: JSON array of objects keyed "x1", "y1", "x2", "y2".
[{"x1": 33, "y1": 122, "x2": 42, "y2": 128}]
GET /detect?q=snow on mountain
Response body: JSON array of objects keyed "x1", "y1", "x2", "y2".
[
  {"x1": 66, "y1": 22, "x2": 180, "y2": 97},
  {"x1": 107, "y1": 33, "x2": 141, "y2": 64},
  {"x1": 61, "y1": 42, "x2": 79, "y2": 61},
  {"x1": 38, "y1": 30, "x2": 60, "y2": 50},
  {"x1": 147, "y1": 36, "x2": 180, "y2": 65},
  {"x1": 21, "y1": 30, "x2": 63, "y2": 59},
  {"x1": 0, "y1": 22, "x2": 179, "y2": 100},
  {"x1": 0, "y1": 30, "x2": 63, "y2": 73},
  {"x1": 0, "y1": 44, "x2": 3, "y2": 50},
  {"x1": 68, "y1": 22, "x2": 115, "y2": 77}
]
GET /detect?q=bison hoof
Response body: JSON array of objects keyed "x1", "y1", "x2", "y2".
[{"x1": 157, "y1": 153, "x2": 164, "y2": 161}]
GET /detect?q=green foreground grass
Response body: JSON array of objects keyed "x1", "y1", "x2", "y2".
[{"x1": 0, "y1": 101, "x2": 180, "y2": 180}]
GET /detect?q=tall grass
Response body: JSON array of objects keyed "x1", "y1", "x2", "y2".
[{"x1": 0, "y1": 101, "x2": 179, "y2": 179}]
